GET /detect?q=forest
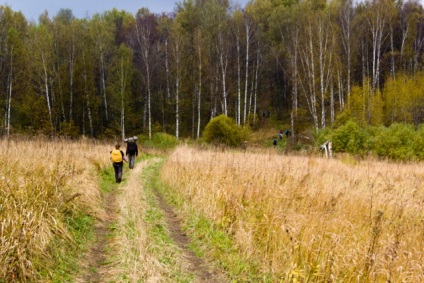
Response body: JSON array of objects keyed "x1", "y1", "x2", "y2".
[{"x1": 1, "y1": 0, "x2": 424, "y2": 140}]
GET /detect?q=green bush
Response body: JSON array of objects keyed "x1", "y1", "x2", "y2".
[
  {"x1": 315, "y1": 128, "x2": 332, "y2": 148},
  {"x1": 370, "y1": 123, "x2": 416, "y2": 160},
  {"x1": 331, "y1": 120, "x2": 367, "y2": 155},
  {"x1": 413, "y1": 125, "x2": 424, "y2": 160},
  {"x1": 202, "y1": 115, "x2": 249, "y2": 147},
  {"x1": 142, "y1": 132, "x2": 179, "y2": 149}
]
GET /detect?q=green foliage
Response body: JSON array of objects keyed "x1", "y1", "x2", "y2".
[
  {"x1": 329, "y1": 120, "x2": 424, "y2": 161},
  {"x1": 202, "y1": 115, "x2": 249, "y2": 147},
  {"x1": 314, "y1": 128, "x2": 332, "y2": 148},
  {"x1": 142, "y1": 132, "x2": 179, "y2": 149},
  {"x1": 59, "y1": 121, "x2": 79, "y2": 138},
  {"x1": 369, "y1": 123, "x2": 416, "y2": 160},
  {"x1": 413, "y1": 125, "x2": 424, "y2": 160},
  {"x1": 42, "y1": 212, "x2": 95, "y2": 282},
  {"x1": 331, "y1": 120, "x2": 368, "y2": 155}
]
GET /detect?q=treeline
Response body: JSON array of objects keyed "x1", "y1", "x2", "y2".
[{"x1": 1, "y1": 0, "x2": 424, "y2": 139}]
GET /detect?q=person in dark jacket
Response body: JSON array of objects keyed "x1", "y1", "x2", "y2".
[
  {"x1": 110, "y1": 143, "x2": 126, "y2": 183},
  {"x1": 126, "y1": 137, "x2": 139, "y2": 169}
]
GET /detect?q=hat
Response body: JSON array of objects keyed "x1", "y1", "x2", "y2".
[{"x1": 129, "y1": 137, "x2": 134, "y2": 142}]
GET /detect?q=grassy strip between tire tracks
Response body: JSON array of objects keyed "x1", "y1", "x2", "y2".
[
  {"x1": 152, "y1": 157, "x2": 271, "y2": 282},
  {"x1": 94, "y1": 154, "x2": 195, "y2": 282}
]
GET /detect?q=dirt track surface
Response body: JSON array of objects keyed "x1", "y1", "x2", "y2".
[
  {"x1": 75, "y1": 158, "x2": 226, "y2": 282},
  {"x1": 154, "y1": 190, "x2": 226, "y2": 283}
]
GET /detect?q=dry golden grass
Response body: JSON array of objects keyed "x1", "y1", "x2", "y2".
[
  {"x1": 0, "y1": 137, "x2": 111, "y2": 281},
  {"x1": 161, "y1": 145, "x2": 424, "y2": 282}
]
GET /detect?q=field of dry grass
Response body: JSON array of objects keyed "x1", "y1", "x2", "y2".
[
  {"x1": 0, "y1": 137, "x2": 111, "y2": 281},
  {"x1": 161, "y1": 145, "x2": 424, "y2": 282}
]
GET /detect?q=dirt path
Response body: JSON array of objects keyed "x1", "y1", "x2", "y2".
[
  {"x1": 154, "y1": 191, "x2": 226, "y2": 283},
  {"x1": 75, "y1": 178, "x2": 119, "y2": 282},
  {"x1": 76, "y1": 158, "x2": 227, "y2": 282}
]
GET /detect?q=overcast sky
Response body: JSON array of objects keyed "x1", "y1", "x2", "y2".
[{"x1": 0, "y1": 0, "x2": 250, "y2": 22}]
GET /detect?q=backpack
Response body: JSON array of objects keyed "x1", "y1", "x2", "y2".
[
  {"x1": 111, "y1": 149, "x2": 123, "y2": 163},
  {"x1": 127, "y1": 142, "x2": 137, "y2": 153}
]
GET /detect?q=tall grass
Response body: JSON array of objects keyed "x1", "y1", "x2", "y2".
[
  {"x1": 0, "y1": 137, "x2": 110, "y2": 281},
  {"x1": 161, "y1": 145, "x2": 424, "y2": 282}
]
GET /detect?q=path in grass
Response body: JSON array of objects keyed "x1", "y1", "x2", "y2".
[
  {"x1": 76, "y1": 157, "x2": 226, "y2": 282},
  {"x1": 154, "y1": 188, "x2": 226, "y2": 283}
]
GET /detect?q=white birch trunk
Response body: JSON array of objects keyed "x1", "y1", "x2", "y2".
[
  {"x1": 340, "y1": 1, "x2": 353, "y2": 99},
  {"x1": 243, "y1": 21, "x2": 250, "y2": 126},
  {"x1": 367, "y1": 7, "x2": 387, "y2": 93},
  {"x1": 42, "y1": 53, "x2": 53, "y2": 130},
  {"x1": 175, "y1": 41, "x2": 180, "y2": 139},
  {"x1": 307, "y1": 24, "x2": 319, "y2": 131},
  {"x1": 217, "y1": 33, "x2": 228, "y2": 116}
]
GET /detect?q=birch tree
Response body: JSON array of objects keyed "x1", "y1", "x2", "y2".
[
  {"x1": 204, "y1": 0, "x2": 231, "y2": 116},
  {"x1": 4, "y1": 28, "x2": 23, "y2": 137},
  {"x1": 338, "y1": 0, "x2": 354, "y2": 101},
  {"x1": 194, "y1": 27, "x2": 205, "y2": 138},
  {"x1": 169, "y1": 20, "x2": 183, "y2": 139},
  {"x1": 89, "y1": 14, "x2": 115, "y2": 126},
  {"x1": 29, "y1": 23, "x2": 55, "y2": 132},
  {"x1": 109, "y1": 44, "x2": 133, "y2": 139},
  {"x1": 364, "y1": 0, "x2": 395, "y2": 92},
  {"x1": 80, "y1": 20, "x2": 96, "y2": 137},
  {"x1": 232, "y1": 9, "x2": 243, "y2": 125},
  {"x1": 134, "y1": 9, "x2": 158, "y2": 139}
]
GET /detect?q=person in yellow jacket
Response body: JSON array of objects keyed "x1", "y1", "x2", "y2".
[{"x1": 110, "y1": 143, "x2": 127, "y2": 183}]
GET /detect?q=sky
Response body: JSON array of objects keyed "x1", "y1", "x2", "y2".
[{"x1": 0, "y1": 0, "x2": 251, "y2": 22}]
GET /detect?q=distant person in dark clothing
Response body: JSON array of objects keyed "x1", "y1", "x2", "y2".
[
  {"x1": 263, "y1": 110, "x2": 271, "y2": 118},
  {"x1": 126, "y1": 137, "x2": 139, "y2": 169},
  {"x1": 273, "y1": 138, "x2": 277, "y2": 148},
  {"x1": 110, "y1": 143, "x2": 127, "y2": 183},
  {"x1": 285, "y1": 129, "x2": 291, "y2": 138}
]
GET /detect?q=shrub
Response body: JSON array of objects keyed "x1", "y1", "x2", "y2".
[
  {"x1": 202, "y1": 115, "x2": 248, "y2": 147},
  {"x1": 331, "y1": 120, "x2": 367, "y2": 155},
  {"x1": 370, "y1": 123, "x2": 416, "y2": 160},
  {"x1": 142, "y1": 132, "x2": 179, "y2": 149},
  {"x1": 412, "y1": 125, "x2": 424, "y2": 160}
]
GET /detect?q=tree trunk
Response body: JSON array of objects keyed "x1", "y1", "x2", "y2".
[
  {"x1": 175, "y1": 41, "x2": 180, "y2": 139},
  {"x1": 197, "y1": 43, "x2": 202, "y2": 139},
  {"x1": 243, "y1": 21, "x2": 251, "y2": 126}
]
